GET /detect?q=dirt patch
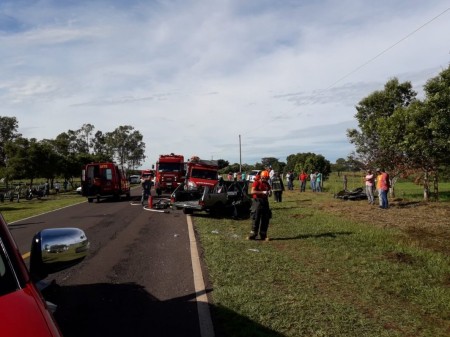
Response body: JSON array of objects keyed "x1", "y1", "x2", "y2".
[
  {"x1": 320, "y1": 197, "x2": 450, "y2": 256},
  {"x1": 384, "y1": 251, "x2": 416, "y2": 264}
]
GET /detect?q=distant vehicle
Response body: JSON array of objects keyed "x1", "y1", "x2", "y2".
[
  {"x1": 76, "y1": 186, "x2": 82, "y2": 194},
  {"x1": 247, "y1": 170, "x2": 262, "y2": 182},
  {"x1": 129, "y1": 175, "x2": 141, "y2": 184},
  {"x1": 140, "y1": 169, "x2": 155, "y2": 181},
  {"x1": 0, "y1": 212, "x2": 89, "y2": 337},
  {"x1": 81, "y1": 162, "x2": 130, "y2": 203},
  {"x1": 154, "y1": 153, "x2": 185, "y2": 196}
]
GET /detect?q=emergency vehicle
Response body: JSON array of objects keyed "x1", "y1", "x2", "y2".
[
  {"x1": 184, "y1": 156, "x2": 219, "y2": 191},
  {"x1": 140, "y1": 169, "x2": 155, "y2": 180},
  {"x1": 81, "y1": 162, "x2": 130, "y2": 202},
  {"x1": 154, "y1": 153, "x2": 185, "y2": 196}
]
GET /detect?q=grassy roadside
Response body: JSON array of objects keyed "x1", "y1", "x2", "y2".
[
  {"x1": 2, "y1": 179, "x2": 449, "y2": 336},
  {"x1": 194, "y1": 189, "x2": 450, "y2": 337},
  {"x1": 0, "y1": 193, "x2": 85, "y2": 223}
]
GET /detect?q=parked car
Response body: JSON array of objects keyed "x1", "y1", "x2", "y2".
[
  {"x1": 129, "y1": 175, "x2": 141, "y2": 184},
  {"x1": 76, "y1": 186, "x2": 82, "y2": 194},
  {"x1": 246, "y1": 170, "x2": 262, "y2": 182},
  {"x1": 0, "y1": 213, "x2": 89, "y2": 337}
]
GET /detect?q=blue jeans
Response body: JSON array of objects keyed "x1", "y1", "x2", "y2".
[{"x1": 380, "y1": 190, "x2": 389, "y2": 209}]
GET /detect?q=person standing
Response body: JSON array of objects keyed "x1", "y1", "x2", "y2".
[
  {"x1": 376, "y1": 170, "x2": 383, "y2": 206},
  {"x1": 54, "y1": 182, "x2": 60, "y2": 194},
  {"x1": 271, "y1": 172, "x2": 284, "y2": 202},
  {"x1": 299, "y1": 171, "x2": 308, "y2": 192},
  {"x1": 141, "y1": 177, "x2": 152, "y2": 206},
  {"x1": 310, "y1": 171, "x2": 317, "y2": 192},
  {"x1": 44, "y1": 182, "x2": 49, "y2": 197},
  {"x1": 365, "y1": 170, "x2": 375, "y2": 204},
  {"x1": 269, "y1": 167, "x2": 275, "y2": 186},
  {"x1": 377, "y1": 168, "x2": 390, "y2": 209},
  {"x1": 285, "y1": 172, "x2": 291, "y2": 188},
  {"x1": 288, "y1": 171, "x2": 294, "y2": 190},
  {"x1": 248, "y1": 171, "x2": 272, "y2": 241},
  {"x1": 315, "y1": 171, "x2": 322, "y2": 192}
]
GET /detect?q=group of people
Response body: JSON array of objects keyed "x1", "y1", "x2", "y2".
[
  {"x1": 286, "y1": 170, "x2": 323, "y2": 192},
  {"x1": 365, "y1": 168, "x2": 391, "y2": 209},
  {"x1": 226, "y1": 171, "x2": 246, "y2": 181}
]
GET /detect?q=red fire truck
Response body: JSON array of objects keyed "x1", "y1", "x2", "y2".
[
  {"x1": 140, "y1": 169, "x2": 155, "y2": 180},
  {"x1": 154, "y1": 154, "x2": 185, "y2": 196},
  {"x1": 81, "y1": 162, "x2": 130, "y2": 202},
  {"x1": 184, "y1": 156, "x2": 219, "y2": 191}
]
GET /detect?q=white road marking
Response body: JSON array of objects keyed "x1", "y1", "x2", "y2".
[{"x1": 187, "y1": 215, "x2": 215, "y2": 337}]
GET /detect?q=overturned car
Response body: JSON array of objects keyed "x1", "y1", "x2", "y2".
[
  {"x1": 334, "y1": 187, "x2": 368, "y2": 201},
  {"x1": 170, "y1": 180, "x2": 251, "y2": 218}
]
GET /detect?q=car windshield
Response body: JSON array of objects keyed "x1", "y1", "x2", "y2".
[
  {"x1": 158, "y1": 162, "x2": 183, "y2": 172},
  {"x1": 0, "y1": 239, "x2": 19, "y2": 296},
  {"x1": 191, "y1": 169, "x2": 217, "y2": 180}
]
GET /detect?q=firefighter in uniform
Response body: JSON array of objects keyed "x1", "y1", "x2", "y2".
[
  {"x1": 248, "y1": 170, "x2": 272, "y2": 241},
  {"x1": 141, "y1": 176, "x2": 152, "y2": 206}
]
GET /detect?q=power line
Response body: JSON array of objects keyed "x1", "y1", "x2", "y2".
[
  {"x1": 220, "y1": 7, "x2": 450, "y2": 161},
  {"x1": 241, "y1": 7, "x2": 450, "y2": 137},
  {"x1": 325, "y1": 7, "x2": 450, "y2": 90}
]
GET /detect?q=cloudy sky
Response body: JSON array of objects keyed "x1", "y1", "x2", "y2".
[{"x1": 1, "y1": 0, "x2": 449, "y2": 168}]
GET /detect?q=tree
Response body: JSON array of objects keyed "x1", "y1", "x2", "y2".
[
  {"x1": 347, "y1": 78, "x2": 418, "y2": 197},
  {"x1": 347, "y1": 78, "x2": 417, "y2": 168},
  {"x1": 331, "y1": 157, "x2": 361, "y2": 175},
  {"x1": 217, "y1": 159, "x2": 230, "y2": 170},
  {"x1": 105, "y1": 126, "x2": 146, "y2": 169},
  {"x1": 384, "y1": 65, "x2": 450, "y2": 200},
  {"x1": 4, "y1": 138, "x2": 45, "y2": 184},
  {"x1": 91, "y1": 130, "x2": 113, "y2": 160},
  {"x1": 0, "y1": 116, "x2": 22, "y2": 169},
  {"x1": 286, "y1": 152, "x2": 331, "y2": 178},
  {"x1": 80, "y1": 123, "x2": 95, "y2": 153},
  {"x1": 347, "y1": 68, "x2": 450, "y2": 200}
]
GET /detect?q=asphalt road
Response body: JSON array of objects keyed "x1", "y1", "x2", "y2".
[{"x1": 8, "y1": 189, "x2": 211, "y2": 337}]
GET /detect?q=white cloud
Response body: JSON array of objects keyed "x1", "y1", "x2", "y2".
[{"x1": 1, "y1": 0, "x2": 449, "y2": 167}]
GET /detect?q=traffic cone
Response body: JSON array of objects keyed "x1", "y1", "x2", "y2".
[{"x1": 148, "y1": 195, "x2": 153, "y2": 208}]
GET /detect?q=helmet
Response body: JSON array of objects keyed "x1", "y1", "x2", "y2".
[{"x1": 260, "y1": 170, "x2": 269, "y2": 179}]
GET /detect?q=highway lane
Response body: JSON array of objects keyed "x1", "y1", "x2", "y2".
[{"x1": 8, "y1": 190, "x2": 210, "y2": 337}]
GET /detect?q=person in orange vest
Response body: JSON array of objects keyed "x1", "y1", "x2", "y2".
[
  {"x1": 248, "y1": 170, "x2": 272, "y2": 241},
  {"x1": 377, "y1": 168, "x2": 390, "y2": 209}
]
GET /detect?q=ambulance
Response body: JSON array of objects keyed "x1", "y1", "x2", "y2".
[{"x1": 81, "y1": 162, "x2": 130, "y2": 202}]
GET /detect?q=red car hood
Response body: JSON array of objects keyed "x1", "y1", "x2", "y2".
[{"x1": 0, "y1": 285, "x2": 62, "y2": 337}]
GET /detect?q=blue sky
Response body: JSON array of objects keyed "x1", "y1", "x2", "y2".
[{"x1": 1, "y1": 0, "x2": 449, "y2": 168}]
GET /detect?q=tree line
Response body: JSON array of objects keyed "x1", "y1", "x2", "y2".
[
  {"x1": 219, "y1": 154, "x2": 333, "y2": 180},
  {"x1": 347, "y1": 65, "x2": 450, "y2": 200},
  {"x1": 0, "y1": 121, "x2": 145, "y2": 188}
]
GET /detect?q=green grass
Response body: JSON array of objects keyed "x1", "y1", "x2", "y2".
[
  {"x1": 195, "y1": 191, "x2": 450, "y2": 337},
  {"x1": 0, "y1": 192, "x2": 85, "y2": 223}
]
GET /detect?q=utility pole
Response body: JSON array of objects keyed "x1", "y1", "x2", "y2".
[{"x1": 239, "y1": 134, "x2": 242, "y2": 172}]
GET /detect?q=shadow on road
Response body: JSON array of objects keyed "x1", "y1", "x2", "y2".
[{"x1": 44, "y1": 282, "x2": 284, "y2": 337}]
